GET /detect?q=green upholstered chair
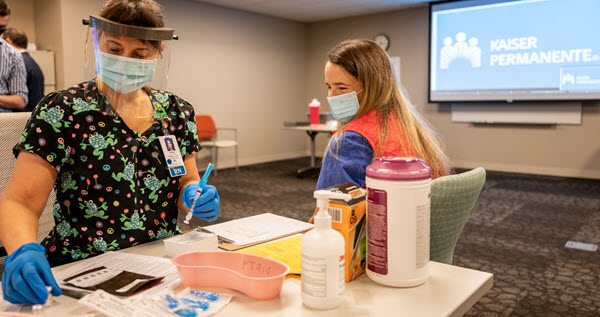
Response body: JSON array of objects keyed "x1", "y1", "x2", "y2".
[{"x1": 430, "y1": 167, "x2": 486, "y2": 264}]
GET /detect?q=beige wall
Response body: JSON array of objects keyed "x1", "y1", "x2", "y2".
[
  {"x1": 58, "y1": 0, "x2": 102, "y2": 89},
  {"x1": 5, "y1": 0, "x2": 36, "y2": 44},
  {"x1": 307, "y1": 6, "x2": 600, "y2": 179},
  {"x1": 8, "y1": 0, "x2": 63, "y2": 95},
  {"x1": 32, "y1": 0, "x2": 64, "y2": 89},
  {"x1": 162, "y1": 0, "x2": 309, "y2": 166}
]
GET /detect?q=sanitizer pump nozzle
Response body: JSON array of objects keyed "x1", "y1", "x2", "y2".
[
  {"x1": 313, "y1": 190, "x2": 352, "y2": 228},
  {"x1": 301, "y1": 190, "x2": 351, "y2": 310}
]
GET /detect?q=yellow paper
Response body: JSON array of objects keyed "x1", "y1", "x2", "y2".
[{"x1": 237, "y1": 235, "x2": 302, "y2": 274}]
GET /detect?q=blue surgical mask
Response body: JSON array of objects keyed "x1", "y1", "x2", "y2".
[
  {"x1": 327, "y1": 90, "x2": 362, "y2": 123},
  {"x1": 96, "y1": 51, "x2": 157, "y2": 94}
]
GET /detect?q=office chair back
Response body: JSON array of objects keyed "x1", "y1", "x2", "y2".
[
  {"x1": 430, "y1": 167, "x2": 486, "y2": 264},
  {"x1": 194, "y1": 114, "x2": 239, "y2": 173},
  {"x1": 195, "y1": 115, "x2": 217, "y2": 140},
  {"x1": 0, "y1": 113, "x2": 56, "y2": 276}
]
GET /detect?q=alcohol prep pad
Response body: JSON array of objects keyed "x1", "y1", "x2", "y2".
[{"x1": 164, "y1": 231, "x2": 218, "y2": 257}]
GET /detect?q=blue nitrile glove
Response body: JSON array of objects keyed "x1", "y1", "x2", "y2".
[
  {"x1": 2, "y1": 242, "x2": 62, "y2": 305},
  {"x1": 183, "y1": 184, "x2": 220, "y2": 221}
]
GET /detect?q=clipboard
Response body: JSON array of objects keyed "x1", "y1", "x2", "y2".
[
  {"x1": 217, "y1": 228, "x2": 309, "y2": 251},
  {"x1": 197, "y1": 213, "x2": 314, "y2": 251}
]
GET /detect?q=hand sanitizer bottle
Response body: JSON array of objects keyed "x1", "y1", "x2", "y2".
[{"x1": 301, "y1": 190, "x2": 347, "y2": 310}]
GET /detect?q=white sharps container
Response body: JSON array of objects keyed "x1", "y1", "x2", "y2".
[{"x1": 365, "y1": 156, "x2": 431, "y2": 287}]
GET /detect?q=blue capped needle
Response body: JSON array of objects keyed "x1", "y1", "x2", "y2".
[{"x1": 184, "y1": 163, "x2": 214, "y2": 224}]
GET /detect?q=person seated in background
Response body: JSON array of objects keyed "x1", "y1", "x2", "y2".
[
  {"x1": 316, "y1": 39, "x2": 451, "y2": 191},
  {"x1": 0, "y1": 0, "x2": 27, "y2": 112},
  {"x1": 2, "y1": 27, "x2": 44, "y2": 112},
  {"x1": 0, "y1": 0, "x2": 219, "y2": 305}
]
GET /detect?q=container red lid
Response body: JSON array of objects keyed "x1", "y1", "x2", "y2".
[{"x1": 366, "y1": 156, "x2": 431, "y2": 181}]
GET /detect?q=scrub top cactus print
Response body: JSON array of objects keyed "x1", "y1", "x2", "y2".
[{"x1": 13, "y1": 80, "x2": 201, "y2": 266}]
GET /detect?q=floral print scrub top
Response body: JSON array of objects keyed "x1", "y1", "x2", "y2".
[{"x1": 13, "y1": 80, "x2": 201, "y2": 266}]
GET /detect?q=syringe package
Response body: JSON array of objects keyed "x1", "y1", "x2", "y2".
[{"x1": 156, "y1": 288, "x2": 232, "y2": 317}]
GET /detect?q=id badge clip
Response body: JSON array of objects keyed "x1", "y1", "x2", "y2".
[{"x1": 159, "y1": 135, "x2": 187, "y2": 177}]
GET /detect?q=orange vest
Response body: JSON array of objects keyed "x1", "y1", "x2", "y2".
[{"x1": 343, "y1": 110, "x2": 414, "y2": 158}]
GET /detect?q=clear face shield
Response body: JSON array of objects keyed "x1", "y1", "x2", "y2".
[{"x1": 83, "y1": 15, "x2": 176, "y2": 119}]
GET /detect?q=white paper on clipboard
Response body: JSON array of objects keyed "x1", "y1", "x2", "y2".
[{"x1": 203, "y1": 213, "x2": 314, "y2": 246}]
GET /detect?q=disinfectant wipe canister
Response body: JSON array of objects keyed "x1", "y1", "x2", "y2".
[{"x1": 365, "y1": 156, "x2": 431, "y2": 287}]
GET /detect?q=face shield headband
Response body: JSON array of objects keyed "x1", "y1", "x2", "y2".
[
  {"x1": 84, "y1": 15, "x2": 177, "y2": 94},
  {"x1": 88, "y1": 15, "x2": 175, "y2": 42}
]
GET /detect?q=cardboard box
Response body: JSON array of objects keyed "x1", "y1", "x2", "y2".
[{"x1": 324, "y1": 183, "x2": 367, "y2": 282}]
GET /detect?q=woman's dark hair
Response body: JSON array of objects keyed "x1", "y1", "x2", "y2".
[
  {"x1": 99, "y1": 0, "x2": 164, "y2": 50},
  {"x1": 100, "y1": 0, "x2": 164, "y2": 27}
]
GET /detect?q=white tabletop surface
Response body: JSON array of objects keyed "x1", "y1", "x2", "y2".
[
  {"x1": 283, "y1": 124, "x2": 336, "y2": 133},
  {"x1": 1, "y1": 240, "x2": 493, "y2": 317}
]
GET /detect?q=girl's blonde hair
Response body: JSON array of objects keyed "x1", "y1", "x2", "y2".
[{"x1": 327, "y1": 39, "x2": 451, "y2": 178}]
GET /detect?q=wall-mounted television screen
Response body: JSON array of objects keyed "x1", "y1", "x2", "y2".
[{"x1": 429, "y1": 0, "x2": 600, "y2": 102}]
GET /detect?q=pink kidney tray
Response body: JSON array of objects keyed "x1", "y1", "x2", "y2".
[{"x1": 171, "y1": 251, "x2": 290, "y2": 300}]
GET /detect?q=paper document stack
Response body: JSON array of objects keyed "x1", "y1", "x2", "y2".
[
  {"x1": 54, "y1": 252, "x2": 181, "y2": 300},
  {"x1": 163, "y1": 231, "x2": 218, "y2": 257},
  {"x1": 203, "y1": 213, "x2": 314, "y2": 249}
]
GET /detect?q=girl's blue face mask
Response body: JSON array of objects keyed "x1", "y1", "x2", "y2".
[
  {"x1": 96, "y1": 51, "x2": 157, "y2": 94},
  {"x1": 327, "y1": 90, "x2": 362, "y2": 124}
]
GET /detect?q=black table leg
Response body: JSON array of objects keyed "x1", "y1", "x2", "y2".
[{"x1": 297, "y1": 131, "x2": 320, "y2": 178}]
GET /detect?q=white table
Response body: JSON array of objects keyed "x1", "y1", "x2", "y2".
[
  {"x1": 283, "y1": 123, "x2": 336, "y2": 178},
  {"x1": 1, "y1": 240, "x2": 492, "y2": 316}
]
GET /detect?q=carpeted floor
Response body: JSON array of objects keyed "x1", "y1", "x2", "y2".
[
  {"x1": 179, "y1": 157, "x2": 600, "y2": 316},
  {"x1": 456, "y1": 170, "x2": 600, "y2": 316}
]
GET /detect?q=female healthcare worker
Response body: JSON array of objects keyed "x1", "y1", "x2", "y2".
[
  {"x1": 0, "y1": 0, "x2": 218, "y2": 305},
  {"x1": 316, "y1": 39, "x2": 451, "y2": 190}
]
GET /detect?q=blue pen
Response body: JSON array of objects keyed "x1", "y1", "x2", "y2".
[{"x1": 184, "y1": 163, "x2": 214, "y2": 224}]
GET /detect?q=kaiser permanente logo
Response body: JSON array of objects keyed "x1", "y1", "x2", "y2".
[
  {"x1": 440, "y1": 32, "x2": 481, "y2": 69},
  {"x1": 441, "y1": 32, "x2": 599, "y2": 69},
  {"x1": 561, "y1": 73, "x2": 575, "y2": 85},
  {"x1": 488, "y1": 36, "x2": 598, "y2": 67}
]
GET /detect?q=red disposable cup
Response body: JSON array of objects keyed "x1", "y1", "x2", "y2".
[{"x1": 309, "y1": 105, "x2": 320, "y2": 125}]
